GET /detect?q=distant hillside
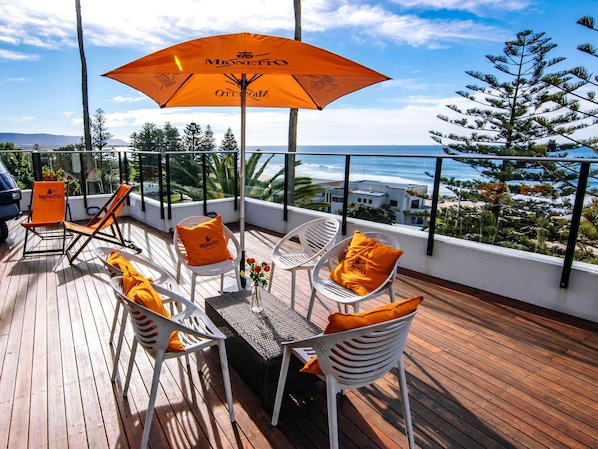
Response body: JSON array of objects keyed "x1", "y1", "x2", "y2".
[{"x1": 0, "y1": 132, "x2": 127, "y2": 147}]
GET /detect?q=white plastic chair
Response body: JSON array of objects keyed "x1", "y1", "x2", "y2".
[
  {"x1": 307, "y1": 232, "x2": 401, "y2": 320},
  {"x1": 94, "y1": 246, "x2": 182, "y2": 381},
  {"x1": 173, "y1": 215, "x2": 242, "y2": 302},
  {"x1": 110, "y1": 277, "x2": 235, "y2": 449},
  {"x1": 268, "y1": 217, "x2": 340, "y2": 309},
  {"x1": 271, "y1": 311, "x2": 418, "y2": 449}
]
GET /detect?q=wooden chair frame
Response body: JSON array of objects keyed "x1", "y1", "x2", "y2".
[{"x1": 64, "y1": 184, "x2": 140, "y2": 263}]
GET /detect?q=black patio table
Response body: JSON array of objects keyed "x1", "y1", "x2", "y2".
[{"x1": 205, "y1": 288, "x2": 322, "y2": 410}]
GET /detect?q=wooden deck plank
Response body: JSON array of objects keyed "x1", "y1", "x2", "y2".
[{"x1": 1, "y1": 216, "x2": 597, "y2": 449}]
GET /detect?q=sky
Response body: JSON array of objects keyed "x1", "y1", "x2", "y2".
[{"x1": 0, "y1": 0, "x2": 595, "y2": 147}]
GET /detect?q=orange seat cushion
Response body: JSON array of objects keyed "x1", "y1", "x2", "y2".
[
  {"x1": 330, "y1": 231, "x2": 404, "y2": 296},
  {"x1": 176, "y1": 215, "x2": 233, "y2": 266},
  {"x1": 301, "y1": 296, "x2": 422, "y2": 375},
  {"x1": 123, "y1": 265, "x2": 185, "y2": 353}
]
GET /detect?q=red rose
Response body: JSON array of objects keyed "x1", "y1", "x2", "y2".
[
  {"x1": 254, "y1": 265, "x2": 262, "y2": 273},
  {"x1": 263, "y1": 265, "x2": 271, "y2": 272}
]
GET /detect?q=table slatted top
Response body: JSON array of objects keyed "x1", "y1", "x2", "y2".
[{"x1": 206, "y1": 289, "x2": 322, "y2": 360}]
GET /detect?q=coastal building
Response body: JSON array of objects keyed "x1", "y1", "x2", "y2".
[{"x1": 321, "y1": 179, "x2": 430, "y2": 226}]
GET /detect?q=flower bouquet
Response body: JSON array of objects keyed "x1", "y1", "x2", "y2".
[{"x1": 242, "y1": 257, "x2": 271, "y2": 312}]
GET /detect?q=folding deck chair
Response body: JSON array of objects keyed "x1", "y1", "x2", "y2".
[
  {"x1": 22, "y1": 180, "x2": 69, "y2": 258},
  {"x1": 64, "y1": 183, "x2": 140, "y2": 264}
]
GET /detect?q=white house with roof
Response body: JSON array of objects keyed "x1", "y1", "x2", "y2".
[{"x1": 320, "y1": 180, "x2": 430, "y2": 226}]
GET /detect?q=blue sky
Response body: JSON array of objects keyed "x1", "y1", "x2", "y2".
[{"x1": 0, "y1": 0, "x2": 595, "y2": 146}]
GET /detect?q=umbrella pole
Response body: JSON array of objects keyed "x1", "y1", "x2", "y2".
[{"x1": 239, "y1": 74, "x2": 247, "y2": 289}]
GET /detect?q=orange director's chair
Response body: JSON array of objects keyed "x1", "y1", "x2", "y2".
[
  {"x1": 22, "y1": 181, "x2": 70, "y2": 258},
  {"x1": 64, "y1": 183, "x2": 140, "y2": 264}
]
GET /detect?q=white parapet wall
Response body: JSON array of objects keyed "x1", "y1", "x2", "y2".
[{"x1": 245, "y1": 198, "x2": 598, "y2": 324}]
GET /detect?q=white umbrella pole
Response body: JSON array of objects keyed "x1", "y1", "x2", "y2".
[{"x1": 239, "y1": 74, "x2": 247, "y2": 288}]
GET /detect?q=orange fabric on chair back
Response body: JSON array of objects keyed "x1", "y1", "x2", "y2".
[
  {"x1": 97, "y1": 184, "x2": 131, "y2": 230},
  {"x1": 30, "y1": 181, "x2": 67, "y2": 224}
]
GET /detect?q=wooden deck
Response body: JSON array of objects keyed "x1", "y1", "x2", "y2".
[{"x1": 1, "y1": 216, "x2": 597, "y2": 449}]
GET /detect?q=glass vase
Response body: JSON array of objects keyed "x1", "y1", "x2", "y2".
[{"x1": 251, "y1": 283, "x2": 263, "y2": 313}]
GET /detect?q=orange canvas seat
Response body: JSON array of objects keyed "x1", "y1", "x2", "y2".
[
  {"x1": 64, "y1": 183, "x2": 140, "y2": 264},
  {"x1": 22, "y1": 181, "x2": 69, "y2": 258}
]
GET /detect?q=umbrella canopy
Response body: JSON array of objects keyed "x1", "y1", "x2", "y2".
[
  {"x1": 103, "y1": 32, "x2": 390, "y2": 285},
  {"x1": 102, "y1": 32, "x2": 390, "y2": 110}
]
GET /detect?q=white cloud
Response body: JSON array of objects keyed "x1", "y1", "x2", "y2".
[
  {"x1": 388, "y1": 0, "x2": 531, "y2": 14},
  {"x1": 102, "y1": 97, "x2": 464, "y2": 146},
  {"x1": 113, "y1": 95, "x2": 149, "y2": 104},
  {"x1": 0, "y1": 48, "x2": 39, "y2": 61},
  {"x1": 0, "y1": 0, "x2": 508, "y2": 53}
]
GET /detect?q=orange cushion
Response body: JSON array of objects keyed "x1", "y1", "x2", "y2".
[
  {"x1": 122, "y1": 265, "x2": 185, "y2": 353},
  {"x1": 176, "y1": 215, "x2": 233, "y2": 266},
  {"x1": 107, "y1": 250, "x2": 154, "y2": 285},
  {"x1": 329, "y1": 231, "x2": 404, "y2": 296},
  {"x1": 300, "y1": 296, "x2": 422, "y2": 375}
]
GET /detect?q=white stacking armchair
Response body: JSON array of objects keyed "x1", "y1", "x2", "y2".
[
  {"x1": 307, "y1": 232, "x2": 401, "y2": 320},
  {"x1": 94, "y1": 246, "x2": 182, "y2": 381},
  {"x1": 268, "y1": 217, "x2": 340, "y2": 309},
  {"x1": 110, "y1": 277, "x2": 235, "y2": 449},
  {"x1": 271, "y1": 311, "x2": 418, "y2": 449},
  {"x1": 173, "y1": 215, "x2": 242, "y2": 302}
]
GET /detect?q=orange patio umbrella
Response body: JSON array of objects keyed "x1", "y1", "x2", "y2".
[{"x1": 103, "y1": 32, "x2": 390, "y2": 280}]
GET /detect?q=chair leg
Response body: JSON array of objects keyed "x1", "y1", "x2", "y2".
[
  {"x1": 306, "y1": 289, "x2": 317, "y2": 321},
  {"x1": 176, "y1": 260, "x2": 182, "y2": 283},
  {"x1": 111, "y1": 306, "x2": 129, "y2": 382},
  {"x1": 123, "y1": 338, "x2": 138, "y2": 397},
  {"x1": 190, "y1": 274, "x2": 197, "y2": 303},
  {"x1": 398, "y1": 358, "x2": 415, "y2": 449},
  {"x1": 267, "y1": 263, "x2": 275, "y2": 292},
  {"x1": 109, "y1": 301, "x2": 123, "y2": 344},
  {"x1": 217, "y1": 340, "x2": 235, "y2": 422},
  {"x1": 326, "y1": 380, "x2": 340, "y2": 449},
  {"x1": 389, "y1": 283, "x2": 396, "y2": 303},
  {"x1": 290, "y1": 270, "x2": 296, "y2": 310},
  {"x1": 271, "y1": 347, "x2": 292, "y2": 426},
  {"x1": 140, "y1": 351, "x2": 165, "y2": 449}
]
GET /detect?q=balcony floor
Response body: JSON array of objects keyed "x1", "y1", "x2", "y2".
[{"x1": 1, "y1": 216, "x2": 597, "y2": 449}]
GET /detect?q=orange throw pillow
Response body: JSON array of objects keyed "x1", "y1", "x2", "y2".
[
  {"x1": 300, "y1": 296, "x2": 422, "y2": 375},
  {"x1": 330, "y1": 231, "x2": 404, "y2": 296},
  {"x1": 176, "y1": 215, "x2": 233, "y2": 266},
  {"x1": 123, "y1": 265, "x2": 185, "y2": 353}
]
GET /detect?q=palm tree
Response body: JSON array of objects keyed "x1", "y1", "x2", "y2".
[{"x1": 75, "y1": 0, "x2": 92, "y2": 152}]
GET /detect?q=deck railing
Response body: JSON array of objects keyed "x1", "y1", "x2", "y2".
[{"x1": 5, "y1": 146, "x2": 598, "y2": 291}]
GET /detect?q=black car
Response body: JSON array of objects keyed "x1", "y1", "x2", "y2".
[{"x1": 0, "y1": 160, "x2": 21, "y2": 242}]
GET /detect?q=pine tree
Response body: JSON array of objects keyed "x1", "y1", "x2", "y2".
[
  {"x1": 91, "y1": 108, "x2": 113, "y2": 151},
  {"x1": 430, "y1": 30, "x2": 591, "y2": 192},
  {"x1": 220, "y1": 128, "x2": 239, "y2": 153},
  {"x1": 200, "y1": 125, "x2": 216, "y2": 151},
  {"x1": 182, "y1": 122, "x2": 202, "y2": 152},
  {"x1": 541, "y1": 16, "x2": 598, "y2": 153}
]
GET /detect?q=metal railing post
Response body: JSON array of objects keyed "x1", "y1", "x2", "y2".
[
  {"x1": 560, "y1": 162, "x2": 590, "y2": 288},
  {"x1": 426, "y1": 158, "x2": 443, "y2": 256}
]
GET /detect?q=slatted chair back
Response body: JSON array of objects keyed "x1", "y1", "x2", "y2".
[
  {"x1": 269, "y1": 217, "x2": 340, "y2": 309},
  {"x1": 174, "y1": 215, "x2": 242, "y2": 302},
  {"x1": 307, "y1": 231, "x2": 401, "y2": 320}
]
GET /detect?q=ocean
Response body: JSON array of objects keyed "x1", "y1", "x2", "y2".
[{"x1": 248, "y1": 145, "x2": 598, "y2": 192}]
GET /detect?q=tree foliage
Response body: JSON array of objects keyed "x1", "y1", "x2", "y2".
[
  {"x1": 430, "y1": 30, "x2": 595, "y2": 192},
  {"x1": 343, "y1": 203, "x2": 396, "y2": 225},
  {"x1": 91, "y1": 108, "x2": 113, "y2": 151}
]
